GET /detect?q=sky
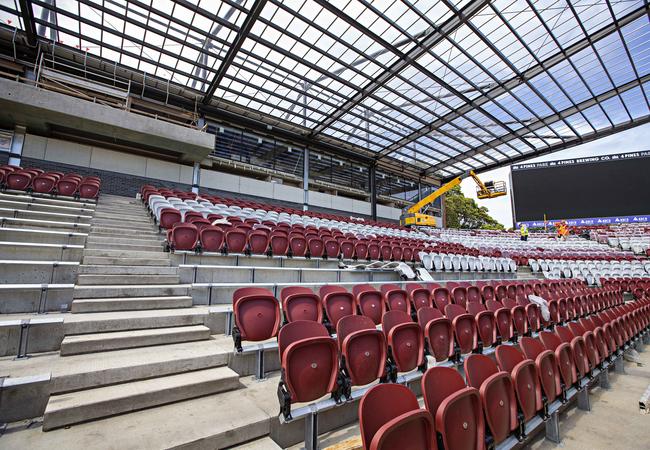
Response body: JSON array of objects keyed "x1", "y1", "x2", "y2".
[{"x1": 460, "y1": 121, "x2": 650, "y2": 229}]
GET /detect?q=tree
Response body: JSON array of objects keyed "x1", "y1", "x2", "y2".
[{"x1": 444, "y1": 186, "x2": 504, "y2": 230}]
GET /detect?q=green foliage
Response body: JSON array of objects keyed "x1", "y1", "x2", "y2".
[{"x1": 444, "y1": 186, "x2": 505, "y2": 230}]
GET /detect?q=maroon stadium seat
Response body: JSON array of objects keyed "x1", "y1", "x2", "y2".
[
  {"x1": 520, "y1": 336, "x2": 562, "y2": 405},
  {"x1": 406, "y1": 283, "x2": 433, "y2": 311},
  {"x1": 417, "y1": 307, "x2": 454, "y2": 362},
  {"x1": 248, "y1": 230, "x2": 270, "y2": 255},
  {"x1": 278, "y1": 321, "x2": 338, "y2": 420},
  {"x1": 270, "y1": 232, "x2": 289, "y2": 256},
  {"x1": 380, "y1": 283, "x2": 411, "y2": 315},
  {"x1": 232, "y1": 287, "x2": 281, "y2": 352},
  {"x1": 495, "y1": 345, "x2": 543, "y2": 421},
  {"x1": 421, "y1": 367, "x2": 484, "y2": 450},
  {"x1": 199, "y1": 226, "x2": 224, "y2": 252},
  {"x1": 464, "y1": 354, "x2": 519, "y2": 444},
  {"x1": 31, "y1": 174, "x2": 57, "y2": 193},
  {"x1": 324, "y1": 239, "x2": 340, "y2": 259},
  {"x1": 337, "y1": 315, "x2": 387, "y2": 387},
  {"x1": 432, "y1": 287, "x2": 451, "y2": 312},
  {"x1": 290, "y1": 235, "x2": 307, "y2": 257},
  {"x1": 445, "y1": 304, "x2": 478, "y2": 354},
  {"x1": 308, "y1": 238, "x2": 324, "y2": 258},
  {"x1": 487, "y1": 300, "x2": 514, "y2": 342},
  {"x1": 320, "y1": 285, "x2": 356, "y2": 330},
  {"x1": 467, "y1": 302, "x2": 496, "y2": 348},
  {"x1": 539, "y1": 331, "x2": 577, "y2": 387},
  {"x1": 280, "y1": 286, "x2": 322, "y2": 323},
  {"x1": 79, "y1": 180, "x2": 100, "y2": 199},
  {"x1": 7, "y1": 171, "x2": 33, "y2": 190},
  {"x1": 382, "y1": 310, "x2": 425, "y2": 378},
  {"x1": 359, "y1": 384, "x2": 436, "y2": 450},
  {"x1": 226, "y1": 228, "x2": 247, "y2": 253},
  {"x1": 555, "y1": 326, "x2": 591, "y2": 379},
  {"x1": 166, "y1": 223, "x2": 199, "y2": 251},
  {"x1": 353, "y1": 284, "x2": 386, "y2": 325},
  {"x1": 159, "y1": 208, "x2": 182, "y2": 230}
]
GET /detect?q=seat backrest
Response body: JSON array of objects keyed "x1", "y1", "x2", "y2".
[
  {"x1": 336, "y1": 314, "x2": 376, "y2": 346},
  {"x1": 359, "y1": 384, "x2": 426, "y2": 450},
  {"x1": 421, "y1": 366, "x2": 466, "y2": 417},
  {"x1": 278, "y1": 320, "x2": 329, "y2": 358},
  {"x1": 381, "y1": 310, "x2": 411, "y2": 336},
  {"x1": 199, "y1": 226, "x2": 225, "y2": 252},
  {"x1": 494, "y1": 345, "x2": 525, "y2": 373},
  {"x1": 444, "y1": 303, "x2": 466, "y2": 321},
  {"x1": 432, "y1": 287, "x2": 451, "y2": 311},
  {"x1": 464, "y1": 354, "x2": 498, "y2": 389}
]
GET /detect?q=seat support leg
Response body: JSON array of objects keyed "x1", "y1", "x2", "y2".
[
  {"x1": 577, "y1": 386, "x2": 591, "y2": 411},
  {"x1": 545, "y1": 410, "x2": 561, "y2": 444},
  {"x1": 600, "y1": 368, "x2": 611, "y2": 389},
  {"x1": 642, "y1": 333, "x2": 650, "y2": 345},
  {"x1": 16, "y1": 319, "x2": 30, "y2": 360},
  {"x1": 225, "y1": 311, "x2": 233, "y2": 336},
  {"x1": 255, "y1": 349, "x2": 266, "y2": 381},
  {"x1": 635, "y1": 340, "x2": 644, "y2": 353},
  {"x1": 305, "y1": 411, "x2": 319, "y2": 450},
  {"x1": 614, "y1": 356, "x2": 625, "y2": 374}
]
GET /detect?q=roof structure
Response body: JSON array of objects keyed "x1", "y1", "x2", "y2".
[{"x1": 1, "y1": 0, "x2": 649, "y2": 180}]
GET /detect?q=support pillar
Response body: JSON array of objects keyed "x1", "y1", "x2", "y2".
[
  {"x1": 614, "y1": 356, "x2": 625, "y2": 374},
  {"x1": 369, "y1": 164, "x2": 377, "y2": 221},
  {"x1": 191, "y1": 162, "x2": 201, "y2": 194},
  {"x1": 544, "y1": 410, "x2": 560, "y2": 443},
  {"x1": 577, "y1": 387, "x2": 591, "y2": 411},
  {"x1": 600, "y1": 368, "x2": 611, "y2": 389},
  {"x1": 303, "y1": 147, "x2": 309, "y2": 211},
  {"x1": 8, "y1": 125, "x2": 26, "y2": 167}
]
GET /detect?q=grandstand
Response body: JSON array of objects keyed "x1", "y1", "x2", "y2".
[{"x1": 0, "y1": 1, "x2": 649, "y2": 450}]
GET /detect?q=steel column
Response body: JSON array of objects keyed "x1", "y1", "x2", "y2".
[
  {"x1": 303, "y1": 148, "x2": 309, "y2": 211},
  {"x1": 8, "y1": 126, "x2": 26, "y2": 167}
]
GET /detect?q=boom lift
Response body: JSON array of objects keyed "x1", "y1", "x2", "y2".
[{"x1": 400, "y1": 170, "x2": 507, "y2": 227}]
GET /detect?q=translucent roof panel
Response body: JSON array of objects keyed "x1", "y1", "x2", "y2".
[{"x1": 2, "y1": 0, "x2": 649, "y2": 179}]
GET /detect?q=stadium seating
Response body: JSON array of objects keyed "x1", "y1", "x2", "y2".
[{"x1": 1, "y1": 165, "x2": 101, "y2": 198}]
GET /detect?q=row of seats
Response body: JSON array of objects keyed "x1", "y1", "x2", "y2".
[
  {"x1": 420, "y1": 252, "x2": 517, "y2": 273},
  {"x1": 360, "y1": 291, "x2": 648, "y2": 450},
  {"x1": 0, "y1": 165, "x2": 101, "y2": 199},
  {"x1": 164, "y1": 221, "x2": 428, "y2": 261}
]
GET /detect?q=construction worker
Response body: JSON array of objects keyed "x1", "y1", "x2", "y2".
[
  {"x1": 556, "y1": 220, "x2": 569, "y2": 241},
  {"x1": 520, "y1": 223, "x2": 529, "y2": 241}
]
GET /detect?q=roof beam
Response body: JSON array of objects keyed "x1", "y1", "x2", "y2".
[
  {"x1": 307, "y1": 0, "x2": 491, "y2": 136},
  {"x1": 18, "y1": 0, "x2": 37, "y2": 47},
  {"x1": 464, "y1": 113, "x2": 650, "y2": 180},
  {"x1": 428, "y1": 72, "x2": 650, "y2": 175},
  {"x1": 377, "y1": 2, "x2": 650, "y2": 159},
  {"x1": 202, "y1": 0, "x2": 267, "y2": 104}
]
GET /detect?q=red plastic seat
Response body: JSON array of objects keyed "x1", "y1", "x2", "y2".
[
  {"x1": 406, "y1": 284, "x2": 433, "y2": 311},
  {"x1": 159, "y1": 208, "x2": 182, "y2": 230},
  {"x1": 166, "y1": 223, "x2": 199, "y2": 251},
  {"x1": 482, "y1": 285, "x2": 495, "y2": 303},
  {"x1": 432, "y1": 287, "x2": 451, "y2": 312},
  {"x1": 232, "y1": 287, "x2": 281, "y2": 352},
  {"x1": 278, "y1": 321, "x2": 338, "y2": 420},
  {"x1": 417, "y1": 307, "x2": 454, "y2": 362},
  {"x1": 539, "y1": 331, "x2": 577, "y2": 387},
  {"x1": 337, "y1": 315, "x2": 387, "y2": 387},
  {"x1": 308, "y1": 238, "x2": 324, "y2": 258},
  {"x1": 445, "y1": 304, "x2": 478, "y2": 354},
  {"x1": 320, "y1": 285, "x2": 356, "y2": 329},
  {"x1": 486, "y1": 300, "x2": 514, "y2": 342},
  {"x1": 519, "y1": 337, "x2": 562, "y2": 405},
  {"x1": 324, "y1": 239, "x2": 340, "y2": 258},
  {"x1": 359, "y1": 384, "x2": 436, "y2": 450},
  {"x1": 467, "y1": 286, "x2": 481, "y2": 304},
  {"x1": 382, "y1": 310, "x2": 425, "y2": 377},
  {"x1": 199, "y1": 226, "x2": 224, "y2": 252},
  {"x1": 290, "y1": 235, "x2": 307, "y2": 257},
  {"x1": 226, "y1": 229, "x2": 247, "y2": 253},
  {"x1": 353, "y1": 284, "x2": 386, "y2": 325},
  {"x1": 380, "y1": 284, "x2": 411, "y2": 315},
  {"x1": 467, "y1": 302, "x2": 496, "y2": 348},
  {"x1": 495, "y1": 345, "x2": 543, "y2": 421},
  {"x1": 7, "y1": 171, "x2": 33, "y2": 190},
  {"x1": 79, "y1": 181, "x2": 100, "y2": 199},
  {"x1": 341, "y1": 240, "x2": 354, "y2": 259},
  {"x1": 464, "y1": 354, "x2": 519, "y2": 444},
  {"x1": 248, "y1": 230, "x2": 270, "y2": 255},
  {"x1": 31, "y1": 175, "x2": 57, "y2": 193},
  {"x1": 556, "y1": 326, "x2": 591, "y2": 379},
  {"x1": 355, "y1": 241, "x2": 369, "y2": 260},
  {"x1": 368, "y1": 242, "x2": 381, "y2": 260},
  {"x1": 451, "y1": 287, "x2": 468, "y2": 309},
  {"x1": 380, "y1": 244, "x2": 392, "y2": 261},
  {"x1": 422, "y1": 367, "x2": 484, "y2": 450},
  {"x1": 280, "y1": 286, "x2": 322, "y2": 323},
  {"x1": 569, "y1": 321, "x2": 601, "y2": 368},
  {"x1": 270, "y1": 233, "x2": 289, "y2": 256},
  {"x1": 503, "y1": 298, "x2": 528, "y2": 337}
]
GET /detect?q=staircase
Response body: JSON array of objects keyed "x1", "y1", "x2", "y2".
[{"x1": 42, "y1": 194, "x2": 239, "y2": 431}]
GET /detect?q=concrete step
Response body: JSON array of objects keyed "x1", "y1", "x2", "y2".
[
  {"x1": 85, "y1": 242, "x2": 164, "y2": 252},
  {"x1": 90, "y1": 221, "x2": 156, "y2": 231},
  {"x1": 42, "y1": 366, "x2": 239, "y2": 430},
  {"x1": 77, "y1": 274, "x2": 180, "y2": 286},
  {"x1": 63, "y1": 307, "x2": 209, "y2": 334},
  {"x1": 92, "y1": 212, "x2": 150, "y2": 221},
  {"x1": 71, "y1": 295, "x2": 193, "y2": 312},
  {"x1": 60, "y1": 325, "x2": 211, "y2": 355},
  {"x1": 73, "y1": 284, "x2": 190, "y2": 299},
  {"x1": 49, "y1": 340, "x2": 230, "y2": 393},
  {"x1": 78, "y1": 265, "x2": 178, "y2": 275},
  {"x1": 84, "y1": 248, "x2": 167, "y2": 259},
  {"x1": 82, "y1": 256, "x2": 171, "y2": 266},
  {"x1": 90, "y1": 226, "x2": 160, "y2": 236},
  {"x1": 86, "y1": 236, "x2": 164, "y2": 246}
]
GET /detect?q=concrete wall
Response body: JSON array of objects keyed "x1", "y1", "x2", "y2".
[{"x1": 19, "y1": 135, "x2": 403, "y2": 221}]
